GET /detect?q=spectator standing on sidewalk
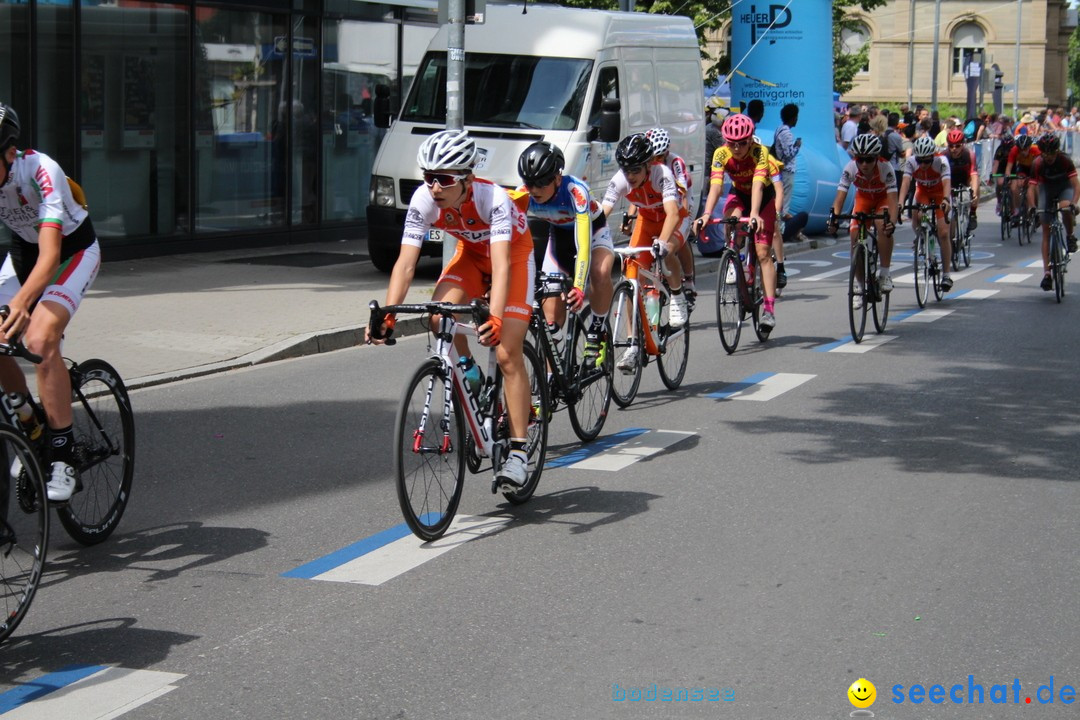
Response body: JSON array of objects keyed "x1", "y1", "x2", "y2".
[
  {"x1": 772, "y1": 103, "x2": 801, "y2": 282},
  {"x1": 841, "y1": 106, "x2": 861, "y2": 155}
]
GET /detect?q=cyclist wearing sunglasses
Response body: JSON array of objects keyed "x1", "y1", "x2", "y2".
[
  {"x1": 0, "y1": 101, "x2": 102, "y2": 503},
  {"x1": 897, "y1": 135, "x2": 954, "y2": 290},
  {"x1": 827, "y1": 133, "x2": 899, "y2": 296},
  {"x1": 695, "y1": 113, "x2": 780, "y2": 333},
  {"x1": 601, "y1": 133, "x2": 690, "y2": 332},
  {"x1": 1027, "y1": 133, "x2": 1080, "y2": 290},
  {"x1": 1004, "y1": 134, "x2": 1041, "y2": 226},
  {"x1": 517, "y1": 141, "x2": 614, "y2": 366},
  {"x1": 945, "y1": 128, "x2": 980, "y2": 231},
  {"x1": 367, "y1": 129, "x2": 536, "y2": 491}
]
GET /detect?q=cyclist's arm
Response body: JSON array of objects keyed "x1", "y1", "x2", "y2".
[
  {"x1": 941, "y1": 176, "x2": 952, "y2": 214},
  {"x1": 829, "y1": 188, "x2": 848, "y2": 218},
  {"x1": 749, "y1": 180, "x2": 764, "y2": 226},
  {"x1": 385, "y1": 244, "x2": 422, "y2": 307},
  {"x1": 1026, "y1": 170, "x2": 1039, "y2": 210},
  {"x1": 570, "y1": 202, "x2": 592, "y2": 293},
  {"x1": 968, "y1": 152, "x2": 980, "y2": 206},
  {"x1": 897, "y1": 175, "x2": 912, "y2": 211},
  {"x1": 886, "y1": 191, "x2": 899, "y2": 227},
  {"x1": 0, "y1": 226, "x2": 61, "y2": 339},
  {"x1": 658, "y1": 198, "x2": 680, "y2": 246}
]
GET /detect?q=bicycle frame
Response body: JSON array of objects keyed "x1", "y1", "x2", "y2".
[
  {"x1": 611, "y1": 245, "x2": 680, "y2": 358},
  {"x1": 531, "y1": 273, "x2": 585, "y2": 402}
]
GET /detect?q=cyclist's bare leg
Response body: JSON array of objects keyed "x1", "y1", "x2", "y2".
[
  {"x1": 542, "y1": 296, "x2": 567, "y2": 331},
  {"x1": 755, "y1": 237, "x2": 776, "y2": 297},
  {"x1": 21, "y1": 301, "x2": 73, "y2": 429},
  {"x1": 662, "y1": 243, "x2": 683, "y2": 291},
  {"x1": 939, "y1": 216, "x2": 953, "y2": 271},
  {"x1": 431, "y1": 282, "x2": 474, "y2": 360},
  {"x1": 495, "y1": 318, "x2": 530, "y2": 439},
  {"x1": 676, "y1": 240, "x2": 696, "y2": 285},
  {"x1": 876, "y1": 219, "x2": 894, "y2": 269},
  {"x1": 0, "y1": 357, "x2": 29, "y2": 397},
  {"x1": 1011, "y1": 180, "x2": 1023, "y2": 215},
  {"x1": 588, "y1": 247, "x2": 614, "y2": 317},
  {"x1": 849, "y1": 226, "x2": 865, "y2": 284}
]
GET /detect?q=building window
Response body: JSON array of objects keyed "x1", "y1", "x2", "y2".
[
  {"x1": 951, "y1": 22, "x2": 985, "y2": 75},
  {"x1": 841, "y1": 24, "x2": 871, "y2": 73}
]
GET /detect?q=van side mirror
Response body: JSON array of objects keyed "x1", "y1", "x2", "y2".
[
  {"x1": 373, "y1": 84, "x2": 395, "y2": 129},
  {"x1": 595, "y1": 97, "x2": 620, "y2": 143}
]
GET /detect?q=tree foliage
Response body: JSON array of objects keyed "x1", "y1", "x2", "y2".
[
  {"x1": 1070, "y1": 24, "x2": 1080, "y2": 101},
  {"x1": 833, "y1": 0, "x2": 888, "y2": 96}
]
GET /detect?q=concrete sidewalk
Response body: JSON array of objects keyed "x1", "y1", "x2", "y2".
[{"x1": 60, "y1": 233, "x2": 826, "y2": 389}]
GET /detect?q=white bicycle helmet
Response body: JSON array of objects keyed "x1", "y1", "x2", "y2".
[
  {"x1": 645, "y1": 127, "x2": 670, "y2": 156},
  {"x1": 913, "y1": 135, "x2": 937, "y2": 158},
  {"x1": 851, "y1": 133, "x2": 882, "y2": 157},
  {"x1": 417, "y1": 130, "x2": 477, "y2": 172}
]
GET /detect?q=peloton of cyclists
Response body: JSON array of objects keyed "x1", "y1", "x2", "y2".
[
  {"x1": 365, "y1": 129, "x2": 536, "y2": 492},
  {"x1": 1004, "y1": 134, "x2": 1041, "y2": 226},
  {"x1": 897, "y1": 135, "x2": 954, "y2": 292},
  {"x1": 825, "y1": 133, "x2": 899, "y2": 304}
]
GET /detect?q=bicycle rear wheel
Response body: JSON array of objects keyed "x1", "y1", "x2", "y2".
[
  {"x1": 395, "y1": 358, "x2": 464, "y2": 541},
  {"x1": 914, "y1": 231, "x2": 929, "y2": 308},
  {"x1": 658, "y1": 314, "x2": 690, "y2": 390},
  {"x1": 0, "y1": 427, "x2": 48, "y2": 643},
  {"x1": 566, "y1": 315, "x2": 611, "y2": 442},
  {"x1": 57, "y1": 359, "x2": 135, "y2": 545},
  {"x1": 848, "y1": 244, "x2": 868, "y2": 343},
  {"x1": 500, "y1": 340, "x2": 548, "y2": 504},
  {"x1": 960, "y1": 221, "x2": 972, "y2": 268},
  {"x1": 609, "y1": 282, "x2": 643, "y2": 408},
  {"x1": 716, "y1": 252, "x2": 742, "y2": 354},
  {"x1": 949, "y1": 214, "x2": 961, "y2": 272}
]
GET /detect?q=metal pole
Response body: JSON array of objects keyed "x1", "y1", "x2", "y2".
[
  {"x1": 907, "y1": 0, "x2": 915, "y2": 109},
  {"x1": 930, "y1": 0, "x2": 941, "y2": 112},
  {"x1": 1013, "y1": 0, "x2": 1022, "y2": 117},
  {"x1": 444, "y1": 0, "x2": 465, "y2": 267}
]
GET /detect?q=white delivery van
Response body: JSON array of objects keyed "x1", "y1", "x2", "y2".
[{"x1": 365, "y1": 2, "x2": 704, "y2": 272}]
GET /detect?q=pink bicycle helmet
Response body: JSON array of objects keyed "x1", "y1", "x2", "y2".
[{"x1": 721, "y1": 113, "x2": 755, "y2": 142}]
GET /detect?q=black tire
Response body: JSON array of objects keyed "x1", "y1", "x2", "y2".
[
  {"x1": 609, "y1": 282, "x2": 643, "y2": 408},
  {"x1": 658, "y1": 314, "x2": 690, "y2": 390},
  {"x1": 500, "y1": 341, "x2": 548, "y2": 504},
  {"x1": 931, "y1": 251, "x2": 944, "y2": 301},
  {"x1": 57, "y1": 359, "x2": 135, "y2": 545},
  {"x1": 716, "y1": 253, "x2": 742, "y2": 354},
  {"x1": 873, "y1": 269, "x2": 890, "y2": 334},
  {"x1": 949, "y1": 213, "x2": 961, "y2": 272},
  {"x1": 1053, "y1": 231, "x2": 1066, "y2": 303},
  {"x1": 751, "y1": 262, "x2": 768, "y2": 342},
  {"x1": 0, "y1": 428, "x2": 48, "y2": 644},
  {"x1": 395, "y1": 359, "x2": 464, "y2": 541},
  {"x1": 566, "y1": 316, "x2": 612, "y2": 442},
  {"x1": 1023, "y1": 214, "x2": 1034, "y2": 245},
  {"x1": 914, "y1": 231, "x2": 929, "y2": 309},
  {"x1": 961, "y1": 220, "x2": 972, "y2": 268},
  {"x1": 848, "y1": 244, "x2": 868, "y2": 343}
]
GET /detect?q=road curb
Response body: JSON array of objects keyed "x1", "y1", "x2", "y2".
[{"x1": 126, "y1": 239, "x2": 823, "y2": 389}]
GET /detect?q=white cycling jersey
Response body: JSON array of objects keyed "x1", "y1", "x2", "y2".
[{"x1": 0, "y1": 149, "x2": 89, "y2": 244}]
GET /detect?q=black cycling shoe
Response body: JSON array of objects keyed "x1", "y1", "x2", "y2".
[
  {"x1": 1068, "y1": 235, "x2": 1078, "y2": 254},
  {"x1": 969, "y1": 213, "x2": 978, "y2": 230},
  {"x1": 1041, "y1": 273, "x2": 1053, "y2": 291},
  {"x1": 777, "y1": 269, "x2": 788, "y2": 289}
]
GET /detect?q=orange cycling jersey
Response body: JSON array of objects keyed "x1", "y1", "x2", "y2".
[{"x1": 710, "y1": 143, "x2": 773, "y2": 195}]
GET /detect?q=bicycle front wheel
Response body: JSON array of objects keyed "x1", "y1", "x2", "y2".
[
  {"x1": 501, "y1": 340, "x2": 548, "y2": 505},
  {"x1": 914, "y1": 231, "x2": 929, "y2": 308},
  {"x1": 566, "y1": 315, "x2": 611, "y2": 442},
  {"x1": 716, "y1": 252, "x2": 742, "y2": 354},
  {"x1": 0, "y1": 427, "x2": 48, "y2": 644},
  {"x1": 873, "y1": 269, "x2": 890, "y2": 334},
  {"x1": 961, "y1": 221, "x2": 972, "y2": 268},
  {"x1": 751, "y1": 263, "x2": 768, "y2": 342},
  {"x1": 395, "y1": 358, "x2": 464, "y2": 541},
  {"x1": 609, "y1": 282, "x2": 643, "y2": 408},
  {"x1": 658, "y1": 313, "x2": 690, "y2": 390},
  {"x1": 58, "y1": 359, "x2": 135, "y2": 545},
  {"x1": 1053, "y1": 232, "x2": 1066, "y2": 303},
  {"x1": 848, "y1": 244, "x2": 868, "y2": 343}
]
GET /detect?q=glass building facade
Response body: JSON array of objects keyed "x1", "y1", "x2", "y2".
[{"x1": 0, "y1": 0, "x2": 438, "y2": 257}]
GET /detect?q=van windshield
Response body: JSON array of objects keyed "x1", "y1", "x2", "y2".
[{"x1": 401, "y1": 52, "x2": 592, "y2": 131}]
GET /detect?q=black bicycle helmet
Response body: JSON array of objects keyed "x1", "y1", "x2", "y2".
[
  {"x1": 1016, "y1": 134, "x2": 1034, "y2": 151},
  {"x1": 615, "y1": 133, "x2": 653, "y2": 169},
  {"x1": 0, "y1": 103, "x2": 19, "y2": 152},
  {"x1": 517, "y1": 141, "x2": 565, "y2": 185},
  {"x1": 1036, "y1": 133, "x2": 1060, "y2": 153}
]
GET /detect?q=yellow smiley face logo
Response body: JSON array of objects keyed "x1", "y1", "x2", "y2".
[{"x1": 848, "y1": 678, "x2": 876, "y2": 709}]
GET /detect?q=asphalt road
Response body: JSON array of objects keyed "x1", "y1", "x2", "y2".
[{"x1": 3, "y1": 216, "x2": 1079, "y2": 720}]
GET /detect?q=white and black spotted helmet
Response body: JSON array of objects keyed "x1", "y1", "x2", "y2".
[
  {"x1": 645, "y1": 127, "x2": 670, "y2": 156},
  {"x1": 417, "y1": 129, "x2": 477, "y2": 172},
  {"x1": 851, "y1": 133, "x2": 882, "y2": 157},
  {"x1": 913, "y1": 135, "x2": 937, "y2": 158}
]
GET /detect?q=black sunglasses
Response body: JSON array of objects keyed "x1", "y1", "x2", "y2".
[
  {"x1": 622, "y1": 164, "x2": 647, "y2": 175},
  {"x1": 524, "y1": 174, "x2": 558, "y2": 189},
  {"x1": 916, "y1": 157, "x2": 934, "y2": 164},
  {"x1": 855, "y1": 156, "x2": 877, "y2": 164}
]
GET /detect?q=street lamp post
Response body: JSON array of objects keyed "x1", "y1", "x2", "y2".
[
  {"x1": 1013, "y1": 0, "x2": 1022, "y2": 117},
  {"x1": 930, "y1": 0, "x2": 942, "y2": 112}
]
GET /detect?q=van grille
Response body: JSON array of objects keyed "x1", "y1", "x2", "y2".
[{"x1": 399, "y1": 179, "x2": 422, "y2": 203}]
